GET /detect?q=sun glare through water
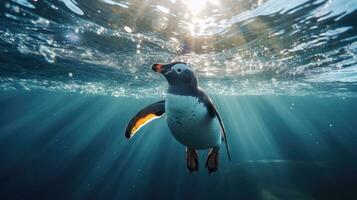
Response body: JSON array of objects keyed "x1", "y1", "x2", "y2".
[
  {"x1": 181, "y1": 0, "x2": 220, "y2": 15},
  {"x1": 181, "y1": 0, "x2": 207, "y2": 15}
]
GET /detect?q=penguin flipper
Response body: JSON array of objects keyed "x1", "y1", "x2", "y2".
[
  {"x1": 207, "y1": 102, "x2": 231, "y2": 162},
  {"x1": 198, "y1": 89, "x2": 231, "y2": 162},
  {"x1": 125, "y1": 100, "x2": 165, "y2": 139}
]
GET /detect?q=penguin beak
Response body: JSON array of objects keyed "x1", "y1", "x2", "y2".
[{"x1": 152, "y1": 63, "x2": 171, "y2": 74}]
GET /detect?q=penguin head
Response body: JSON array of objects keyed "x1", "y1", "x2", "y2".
[{"x1": 152, "y1": 62, "x2": 198, "y2": 88}]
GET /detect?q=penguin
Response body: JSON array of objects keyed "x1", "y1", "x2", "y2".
[{"x1": 125, "y1": 62, "x2": 231, "y2": 174}]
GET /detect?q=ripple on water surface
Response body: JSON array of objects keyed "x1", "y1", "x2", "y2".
[{"x1": 0, "y1": 0, "x2": 356, "y2": 97}]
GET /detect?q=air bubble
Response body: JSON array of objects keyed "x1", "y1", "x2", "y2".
[{"x1": 124, "y1": 26, "x2": 132, "y2": 33}]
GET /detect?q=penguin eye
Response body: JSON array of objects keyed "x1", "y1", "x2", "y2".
[{"x1": 177, "y1": 68, "x2": 182, "y2": 73}]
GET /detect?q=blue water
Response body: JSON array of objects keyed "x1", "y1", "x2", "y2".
[{"x1": 1, "y1": 0, "x2": 357, "y2": 199}]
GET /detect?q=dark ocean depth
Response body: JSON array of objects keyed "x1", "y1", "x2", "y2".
[{"x1": 1, "y1": 90, "x2": 357, "y2": 199}]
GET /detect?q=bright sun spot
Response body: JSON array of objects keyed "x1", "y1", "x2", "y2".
[
  {"x1": 181, "y1": 0, "x2": 219, "y2": 15},
  {"x1": 179, "y1": 0, "x2": 220, "y2": 36},
  {"x1": 182, "y1": 0, "x2": 206, "y2": 14}
]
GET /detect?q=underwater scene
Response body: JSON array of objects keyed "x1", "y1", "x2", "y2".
[{"x1": 1, "y1": 0, "x2": 357, "y2": 199}]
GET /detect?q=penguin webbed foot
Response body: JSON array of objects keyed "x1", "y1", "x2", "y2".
[
  {"x1": 206, "y1": 149, "x2": 219, "y2": 175},
  {"x1": 186, "y1": 148, "x2": 199, "y2": 174}
]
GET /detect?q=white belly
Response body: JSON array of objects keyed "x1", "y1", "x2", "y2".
[{"x1": 165, "y1": 94, "x2": 221, "y2": 149}]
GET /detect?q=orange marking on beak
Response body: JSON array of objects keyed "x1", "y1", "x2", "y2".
[
  {"x1": 155, "y1": 64, "x2": 163, "y2": 73},
  {"x1": 130, "y1": 114, "x2": 158, "y2": 136}
]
